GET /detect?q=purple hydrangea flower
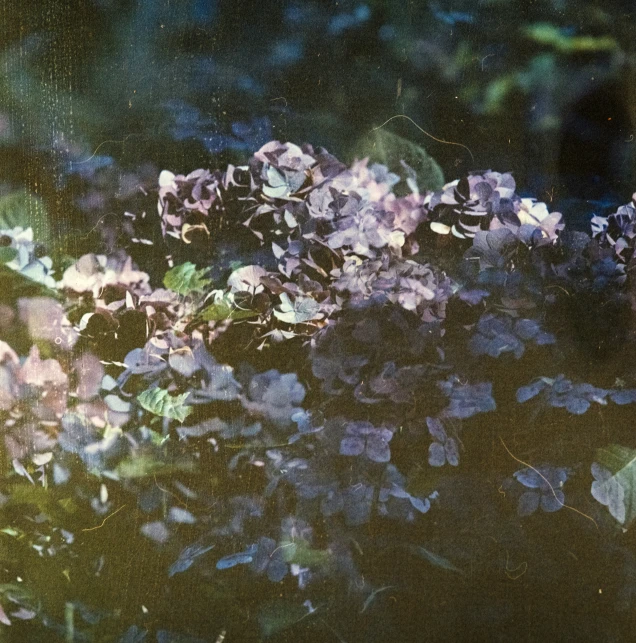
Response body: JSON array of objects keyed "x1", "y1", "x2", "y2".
[
  {"x1": 426, "y1": 417, "x2": 459, "y2": 467},
  {"x1": 438, "y1": 376, "x2": 496, "y2": 419},
  {"x1": 513, "y1": 466, "x2": 569, "y2": 516},
  {"x1": 243, "y1": 369, "x2": 306, "y2": 428},
  {"x1": 516, "y1": 375, "x2": 611, "y2": 415},
  {"x1": 249, "y1": 536, "x2": 288, "y2": 582},
  {"x1": 426, "y1": 171, "x2": 517, "y2": 239},
  {"x1": 339, "y1": 421, "x2": 393, "y2": 463}
]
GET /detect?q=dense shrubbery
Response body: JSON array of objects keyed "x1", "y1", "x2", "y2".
[{"x1": 3, "y1": 140, "x2": 636, "y2": 640}]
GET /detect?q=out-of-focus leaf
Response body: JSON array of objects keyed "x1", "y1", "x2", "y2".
[
  {"x1": 7, "y1": 484, "x2": 76, "y2": 517},
  {"x1": 353, "y1": 127, "x2": 444, "y2": 191},
  {"x1": 163, "y1": 262, "x2": 210, "y2": 295},
  {"x1": 137, "y1": 388, "x2": 193, "y2": 422},
  {"x1": 115, "y1": 455, "x2": 195, "y2": 479},
  {"x1": 258, "y1": 601, "x2": 310, "y2": 639},
  {"x1": 407, "y1": 545, "x2": 464, "y2": 575},
  {"x1": 524, "y1": 23, "x2": 617, "y2": 53}
]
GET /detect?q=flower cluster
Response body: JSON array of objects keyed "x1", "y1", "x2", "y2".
[
  {"x1": 425, "y1": 171, "x2": 563, "y2": 244},
  {"x1": 3, "y1": 139, "x2": 636, "y2": 640}
]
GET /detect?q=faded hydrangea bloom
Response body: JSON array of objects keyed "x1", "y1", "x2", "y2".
[
  {"x1": 158, "y1": 168, "x2": 224, "y2": 242},
  {"x1": 59, "y1": 253, "x2": 150, "y2": 300},
  {"x1": 591, "y1": 193, "x2": 636, "y2": 265},
  {"x1": 243, "y1": 370, "x2": 306, "y2": 428},
  {"x1": 513, "y1": 466, "x2": 569, "y2": 516},
  {"x1": 427, "y1": 417, "x2": 459, "y2": 467},
  {"x1": 327, "y1": 200, "x2": 405, "y2": 258},
  {"x1": 426, "y1": 171, "x2": 517, "y2": 239},
  {"x1": 339, "y1": 420, "x2": 393, "y2": 463}
]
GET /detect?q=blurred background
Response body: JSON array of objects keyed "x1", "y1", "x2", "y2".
[{"x1": 2, "y1": 0, "x2": 636, "y2": 255}]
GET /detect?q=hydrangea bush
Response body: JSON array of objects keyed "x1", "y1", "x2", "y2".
[{"x1": 3, "y1": 140, "x2": 636, "y2": 640}]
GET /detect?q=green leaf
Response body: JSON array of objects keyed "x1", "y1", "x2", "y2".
[
  {"x1": 0, "y1": 247, "x2": 17, "y2": 263},
  {"x1": 352, "y1": 127, "x2": 445, "y2": 191},
  {"x1": 282, "y1": 540, "x2": 331, "y2": 568},
  {"x1": 0, "y1": 527, "x2": 22, "y2": 538},
  {"x1": 198, "y1": 293, "x2": 259, "y2": 322},
  {"x1": 137, "y1": 387, "x2": 193, "y2": 422},
  {"x1": 115, "y1": 454, "x2": 195, "y2": 479},
  {"x1": 0, "y1": 190, "x2": 52, "y2": 244},
  {"x1": 0, "y1": 264, "x2": 62, "y2": 303},
  {"x1": 482, "y1": 74, "x2": 518, "y2": 114},
  {"x1": 7, "y1": 484, "x2": 75, "y2": 518},
  {"x1": 524, "y1": 23, "x2": 617, "y2": 53},
  {"x1": 163, "y1": 262, "x2": 211, "y2": 295},
  {"x1": 258, "y1": 601, "x2": 310, "y2": 639},
  {"x1": 57, "y1": 498, "x2": 79, "y2": 514},
  {"x1": 595, "y1": 444, "x2": 636, "y2": 527}
]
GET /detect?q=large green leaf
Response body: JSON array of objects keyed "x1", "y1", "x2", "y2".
[
  {"x1": 0, "y1": 190, "x2": 52, "y2": 244},
  {"x1": 524, "y1": 23, "x2": 617, "y2": 53},
  {"x1": 163, "y1": 262, "x2": 211, "y2": 296},
  {"x1": 595, "y1": 444, "x2": 636, "y2": 527},
  {"x1": 137, "y1": 387, "x2": 193, "y2": 423},
  {"x1": 7, "y1": 484, "x2": 78, "y2": 518},
  {"x1": 0, "y1": 264, "x2": 62, "y2": 303},
  {"x1": 198, "y1": 293, "x2": 259, "y2": 322},
  {"x1": 352, "y1": 127, "x2": 445, "y2": 191}
]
